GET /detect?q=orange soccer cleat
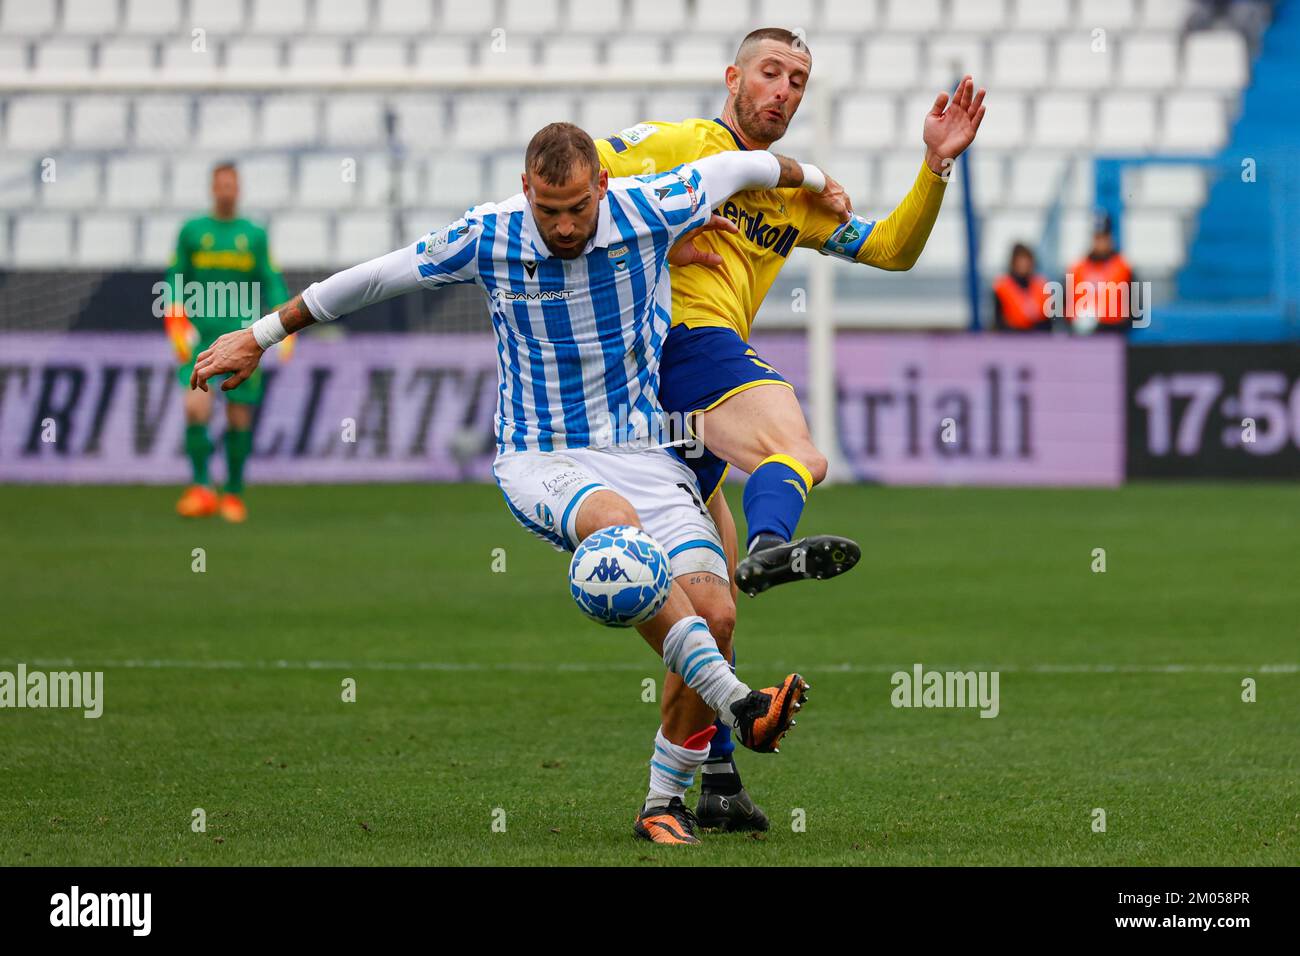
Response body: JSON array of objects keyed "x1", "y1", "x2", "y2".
[
  {"x1": 176, "y1": 485, "x2": 218, "y2": 518},
  {"x1": 633, "y1": 798, "x2": 702, "y2": 845},
  {"x1": 218, "y1": 493, "x2": 247, "y2": 524}
]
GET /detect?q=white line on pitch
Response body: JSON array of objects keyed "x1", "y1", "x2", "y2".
[{"x1": 1, "y1": 658, "x2": 1296, "y2": 674}]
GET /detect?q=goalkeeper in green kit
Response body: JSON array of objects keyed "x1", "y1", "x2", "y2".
[{"x1": 161, "y1": 161, "x2": 290, "y2": 522}]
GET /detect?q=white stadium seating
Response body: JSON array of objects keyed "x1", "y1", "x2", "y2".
[{"x1": 0, "y1": 0, "x2": 1251, "y2": 277}]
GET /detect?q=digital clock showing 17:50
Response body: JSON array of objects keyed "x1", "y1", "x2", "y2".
[{"x1": 1127, "y1": 345, "x2": 1300, "y2": 478}]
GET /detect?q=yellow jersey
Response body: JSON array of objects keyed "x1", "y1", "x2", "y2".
[{"x1": 595, "y1": 117, "x2": 947, "y2": 340}]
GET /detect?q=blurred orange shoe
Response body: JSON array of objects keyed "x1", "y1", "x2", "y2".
[
  {"x1": 219, "y1": 493, "x2": 247, "y2": 523},
  {"x1": 176, "y1": 485, "x2": 218, "y2": 518}
]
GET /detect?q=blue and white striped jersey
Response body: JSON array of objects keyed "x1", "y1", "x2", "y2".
[{"x1": 413, "y1": 165, "x2": 713, "y2": 453}]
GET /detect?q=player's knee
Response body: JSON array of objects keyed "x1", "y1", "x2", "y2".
[
  {"x1": 692, "y1": 590, "x2": 736, "y2": 657},
  {"x1": 803, "y1": 448, "x2": 828, "y2": 486},
  {"x1": 576, "y1": 490, "x2": 640, "y2": 539}
]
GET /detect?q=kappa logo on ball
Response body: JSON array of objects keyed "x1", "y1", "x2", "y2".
[{"x1": 584, "y1": 556, "x2": 631, "y2": 583}]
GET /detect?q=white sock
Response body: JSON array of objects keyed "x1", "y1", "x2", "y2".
[
  {"x1": 661, "y1": 615, "x2": 750, "y2": 723},
  {"x1": 645, "y1": 727, "x2": 711, "y2": 810}
]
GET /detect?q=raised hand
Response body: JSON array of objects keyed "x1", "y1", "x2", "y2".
[{"x1": 922, "y1": 74, "x2": 987, "y2": 178}]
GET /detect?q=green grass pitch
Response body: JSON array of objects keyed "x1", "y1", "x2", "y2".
[{"x1": 1, "y1": 482, "x2": 1295, "y2": 866}]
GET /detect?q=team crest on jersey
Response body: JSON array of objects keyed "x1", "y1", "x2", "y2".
[
  {"x1": 608, "y1": 245, "x2": 630, "y2": 271},
  {"x1": 618, "y1": 123, "x2": 659, "y2": 146}
]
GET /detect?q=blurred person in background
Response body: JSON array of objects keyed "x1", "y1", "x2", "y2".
[
  {"x1": 163, "y1": 161, "x2": 290, "y2": 522},
  {"x1": 1067, "y1": 211, "x2": 1135, "y2": 336},
  {"x1": 991, "y1": 242, "x2": 1051, "y2": 332}
]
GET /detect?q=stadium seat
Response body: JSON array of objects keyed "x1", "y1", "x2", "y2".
[
  {"x1": 69, "y1": 97, "x2": 129, "y2": 148},
  {"x1": 13, "y1": 213, "x2": 73, "y2": 267},
  {"x1": 1159, "y1": 92, "x2": 1228, "y2": 152},
  {"x1": 989, "y1": 36, "x2": 1048, "y2": 91},
  {"x1": 6, "y1": 96, "x2": 66, "y2": 151},
  {"x1": 40, "y1": 157, "x2": 99, "y2": 210},
  {"x1": 298, "y1": 154, "x2": 360, "y2": 209},
  {"x1": 61, "y1": 0, "x2": 118, "y2": 35},
  {"x1": 911, "y1": 217, "x2": 964, "y2": 274},
  {"x1": 105, "y1": 156, "x2": 166, "y2": 209},
  {"x1": 502, "y1": 0, "x2": 561, "y2": 33},
  {"x1": 353, "y1": 154, "x2": 406, "y2": 209},
  {"x1": 879, "y1": 152, "x2": 926, "y2": 204},
  {"x1": 0, "y1": 39, "x2": 28, "y2": 72},
  {"x1": 1138, "y1": 0, "x2": 1192, "y2": 29},
  {"x1": 314, "y1": 0, "x2": 371, "y2": 34},
  {"x1": 1010, "y1": 0, "x2": 1069, "y2": 31},
  {"x1": 820, "y1": 0, "x2": 877, "y2": 31},
  {"x1": 480, "y1": 38, "x2": 537, "y2": 76},
  {"x1": 35, "y1": 39, "x2": 91, "y2": 72},
  {"x1": 335, "y1": 212, "x2": 395, "y2": 265},
  {"x1": 390, "y1": 95, "x2": 450, "y2": 151},
  {"x1": 1183, "y1": 30, "x2": 1249, "y2": 89},
  {"x1": 1005, "y1": 154, "x2": 1066, "y2": 208},
  {"x1": 288, "y1": 39, "x2": 345, "y2": 74},
  {"x1": 351, "y1": 39, "x2": 411, "y2": 71},
  {"x1": 1077, "y1": 0, "x2": 1138, "y2": 31},
  {"x1": 606, "y1": 37, "x2": 666, "y2": 69},
  {"x1": 1096, "y1": 93, "x2": 1157, "y2": 150},
  {"x1": 970, "y1": 91, "x2": 1025, "y2": 148},
  {"x1": 950, "y1": 0, "x2": 1010, "y2": 33},
  {"x1": 239, "y1": 157, "x2": 294, "y2": 209},
  {"x1": 562, "y1": 0, "x2": 624, "y2": 34},
  {"x1": 631, "y1": 0, "x2": 687, "y2": 33},
  {"x1": 969, "y1": 152, "x2": 1008, "y2": 209},
  {"x1": 77, "y1": 214, "x2": 137, "y2": 267},
  {"x1": 695, "y1": 0, "x2": 755, "y2": 34},
  {"x1": 251, "y1": 0, "x2": 308, "y2": 35},
  {"x1": 414, "y1": 38, "x2": 472, "y2": 72},
  {"x1": 838, "y1": 93, "x2": 899, "y2": 149},
  {"x1": 1134, "y1": 164, "x2": 1207, "y2": 208},
  {"x1": 2, "y1": 0, "x2": 56, "y2": 36},
  {"x1": 224, "y1": 39, "x2": 283, "y2": 72},
  {"x1": 270, "y1": 212, "x2": 332, "y2": 267},
  {"x1": 426, "y1": 156, "x2": 484, "y2": 210},
  {"x1": 670, "y1": 38, "x2": 729, "y2": 71},
  {"x1": 539, "y1": 38, "x2": 601, "y2": 71},
  {"x1": 1123, "y1": 209, "x2": 1185, "y2": 273},
  {"x1": 448, "y1": 95, "x2": 513, "y2": 149},
  {"x1": 1064, "y1": 155, "x2": 1096, "y2": 208},
  {"x1": 168, "y1": 157, "x2": 214, "y2": 210},
  {"x1": 123, "y1": 0, "x2": 182, "y2": 35},
  {"x1": 438, "y1": 0, "x2": 498, "y2": 34},
  {"x1": 0, "y1": 158, "x2": 37, "y2": 209},
  {"x1": 581, "y1": 92, "x2": 643, "y2": 140},
  {"x1": 314, "y1": 87, "x2": 386, "y2": 150},
  {"x1": 189, "y1": 0, "x2": 248, "y2": 34},
  {"x1": 882, "y1": 0, "x2": 941, "y2": 32},
  {"x1": 807, "y1": 38, "x2": 858, "y2": 86},
  {"x1": 260, "y1": 95, "x2": 321, "y2": 148},
  {"x1": 1117, "y1": 34, "x2": 1179, "y2": 89},
  {"x1": 376, "y1": 0, "x2": 435, "y2": 34},
  {"x1": 195, "y1": 97, "x2": 258, "y2": 151},
  {"x1": 162, "y1": 39, "x2": 218, "y2": 75},
  {"x1": 516, "y1": 93, "x2": 582, "y2": 140},
  {"x1": 403, "y1": 208, "x2": 460, "y2": 241},
  {"x1": 1033, "y1": 93, "x2": 1093, "y2": 147},
  {"x1": 97, "y1": 38, "x2": 157, "y2": 73},
  {"x1": 926, "y1": 37, "x2": 985, "y2": 89},
  {"x1": 979, "y1": 209, "x2": 1044, "y2": 273},
  {"x1": 127, "y1": 97, "x2": 187, "y2": 151},
  {"x1": 1058, "y1": 207, "x2": 1095, "y2": 264},
  {"x1": 1054, "y1": 36, "x2": 1114, "y2": 90},
  {"x1": 826, "y1": 152, "x2": 871, "y2": 206},
  {"x1": 864, "y1": 37, "x2": 920, "y2": 91},
  {"x1": 141, "y1": 213, "x2": 180, "y2": 265}
]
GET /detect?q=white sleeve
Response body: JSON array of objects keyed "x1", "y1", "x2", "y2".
[
  {"x1": 689, "y1": 151, "x2": 782, "y2": 210},
  {"x1": 301, "y1": 245, "x2": 423, "y2": 322},
  {"x1": 301, "y1": 217, "x2": 481, "y2": 322}
]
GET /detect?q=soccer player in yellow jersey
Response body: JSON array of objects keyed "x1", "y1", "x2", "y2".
[{"x1": 597, "y1": 28, "x2": 986, "y2": 831}]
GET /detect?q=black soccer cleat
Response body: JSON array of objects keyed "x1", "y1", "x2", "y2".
[
  {"x1": 634, "y1": 797, "x2": 702, "y2": 845},
  {"x1": 728, "y1": 674, "x2": 809, "y2": 754},
  {"x1": 695, "y1": 787, "x2": 771, "y2": 833},
  {"x1": 734, "y1": 534, "x2": 861, "y2": 598}
]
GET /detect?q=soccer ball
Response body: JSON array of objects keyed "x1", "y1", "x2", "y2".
[{"x1": 569, "y1": 525, "x2": 672, "y2": 627}]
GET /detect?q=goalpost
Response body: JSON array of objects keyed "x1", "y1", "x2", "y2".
[{"x1": 2, "y1": 69, "x2": 846, "y2": 479}]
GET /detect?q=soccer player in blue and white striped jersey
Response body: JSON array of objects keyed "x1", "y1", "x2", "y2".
[{"x1": 191, "y1": 122, "x2": 831, "y2": 845}]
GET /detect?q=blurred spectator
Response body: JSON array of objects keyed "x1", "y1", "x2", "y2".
[
  {"x1": 1067, "y1": 212, "x2": 1134, "y2": 336},
  {"x1": 992, "y1": 243, "x2": 1051, "y2": 332}
]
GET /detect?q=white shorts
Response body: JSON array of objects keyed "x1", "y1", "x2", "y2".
[{"x1": 492, "y1": 446, "x2": 728, "y2": 580}]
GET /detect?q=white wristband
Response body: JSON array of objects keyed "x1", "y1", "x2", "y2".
[
  {"x1": 800, "y1": 163, "x2": 826, "y2": 193},
  {"x1": 250, "y1": 311, "x2": 287, "y2": 350}
]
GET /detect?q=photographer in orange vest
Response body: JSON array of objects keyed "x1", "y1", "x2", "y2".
[
  {"x1": 992, "y1": 242, "x2": 1051, "y2": 332},
  {"x1": 1068, "y1": 211, "x2": 1135, "y2": 334}
]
